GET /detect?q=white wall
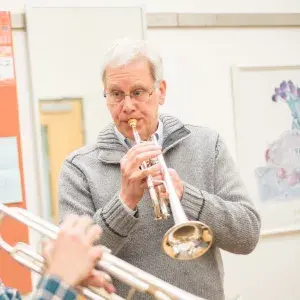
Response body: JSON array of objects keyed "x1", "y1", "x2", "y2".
[
  {"x1": 25, "y1": 6, "x2": 145, "y2": 143},
  {"x1": 6, "y1": 1, "x2": 300, "y2": 299},
  {"x1": 147, "y1": 27, "x2": 300, "y2": 300},
  {"x1": 149, "y1": 28, "x2": 300, "y2": 158},
  {"x1": 13, "y1": 30, "x2": 41, "y2": 217}
]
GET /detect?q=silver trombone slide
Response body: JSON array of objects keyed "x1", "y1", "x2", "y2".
[{"x1": 0, "y1": 203, "x2": 206, "y2": 300}]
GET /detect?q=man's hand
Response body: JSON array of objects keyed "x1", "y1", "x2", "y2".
[
  {"x1": 42, "y1": 215, "x2": 115, "y2": 294},
  {"x1": 120, "y1": 141, "x2": 162, "y2": 209},
  {"x1": 151, "y1": 168, "x2": 184, "y2": 200},
  {"x1": 81, "y1": 270, "x2": 115, "y2": 294}
]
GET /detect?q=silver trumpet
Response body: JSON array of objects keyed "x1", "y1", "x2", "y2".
[
  {"x1": 128, "y1": 119, "x2": 213, "y2": 260},
  {"x1": 0, "y1": 203, "x2": 207, "y2": 300}
]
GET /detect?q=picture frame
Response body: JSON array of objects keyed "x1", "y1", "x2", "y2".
[{"x1": 231, "y1": 64, "x2": 300, "y2": 236}]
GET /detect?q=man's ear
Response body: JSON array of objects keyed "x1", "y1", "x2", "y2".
[{"x1": 158, "y1": 80, "x2": 167, "y2": 105}]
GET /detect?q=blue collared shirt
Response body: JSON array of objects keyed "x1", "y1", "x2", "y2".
[
  {"x1": 114, "y1": 119, "x2": 164, "y2": 148},
  {"x1": 0, "y1": 275, "x2": 76, "y2": 300}
]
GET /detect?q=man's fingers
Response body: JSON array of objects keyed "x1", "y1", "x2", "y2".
[
  {"x1": 60, "y1": 214, "x2": 79, "y2": 232},
  {"x1": 86, "y1": 224, "x2": 102, "y2": 244},
  {"x1": 41, "y1": 239, "x2": 55, "y2": 267},
  {"x1": 88, "y1": 245, "x2": 103, "y2": 262},
  {"x1": 86, "y1": 270, "x2": 116, "y2": 294},
  {"x1": 130, "y1": 150, "x2": 162, "y2": 170},
  {"x1": 130, "y1": 163, "x2": 161, "y2": 184},
  {"x1": 74, "y1": 215, "x2": 94, "y2": 234},
  {"x1": 121, "y1": 142, "x2": 161, "y2": 168},
  {"x1": 122, "y1": 142, "x2": 160, "y2": 161}
]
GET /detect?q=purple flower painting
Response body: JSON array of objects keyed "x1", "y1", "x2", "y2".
[{"x1": 255, "y1": 80, "x2": 300, "y2": 201}]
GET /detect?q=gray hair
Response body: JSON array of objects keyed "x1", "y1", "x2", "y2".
[{"x1": 101, "y1": 37, "x2": 164, "y2": 85}]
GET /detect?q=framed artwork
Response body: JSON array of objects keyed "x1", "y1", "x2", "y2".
[{"x1": 231, "y1": 64, "x2": 300, "y2": 235}]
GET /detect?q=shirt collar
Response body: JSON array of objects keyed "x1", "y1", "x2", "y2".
[{"x1": 114, "y1": 119, "x2": 164, "y2": 148}]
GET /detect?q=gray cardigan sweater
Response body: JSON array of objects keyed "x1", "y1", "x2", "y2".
[{"x1": 58, "y1": 114, "x2": 261, "y2": 300}]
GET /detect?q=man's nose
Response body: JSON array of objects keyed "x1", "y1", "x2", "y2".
[{"x1": 122, "y1": 95, "x2": 135, "y2": 113}]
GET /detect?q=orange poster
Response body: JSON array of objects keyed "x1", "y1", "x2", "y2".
[
  {"x1": 0, "y1": 11, "x2": 32, "y2": 294},
  {"x1": 0, "y1": 12, "x2": 15, "y2": 86}
]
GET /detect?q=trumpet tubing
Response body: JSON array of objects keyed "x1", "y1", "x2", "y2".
[{"x1": 128, "y1": 119, "x2": 214, "y2": 260}]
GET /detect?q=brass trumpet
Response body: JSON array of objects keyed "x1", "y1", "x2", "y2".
[
  {"x1": 128, "y1": 119, "x2": 213, "y2": 260},
  {"x1": 0, "y1": 203, "x2": 207, "y2": 300}
]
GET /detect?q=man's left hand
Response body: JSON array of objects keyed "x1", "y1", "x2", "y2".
[{"x1": 149, "y1": 168, "x2": 184, "y2": 200}]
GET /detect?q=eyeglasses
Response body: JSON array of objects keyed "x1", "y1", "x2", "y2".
[{"x1": 104, "y1": 88, "x2": 156, "y2": 104}]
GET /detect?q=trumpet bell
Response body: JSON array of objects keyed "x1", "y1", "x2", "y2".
[{"x1": 162, "y1": 221, "x2": 213, "y2": 260}]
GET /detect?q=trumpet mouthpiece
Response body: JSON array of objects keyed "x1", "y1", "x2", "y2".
[{"x1": 128, "y1": 119, "x2": 137, "y2": 128}]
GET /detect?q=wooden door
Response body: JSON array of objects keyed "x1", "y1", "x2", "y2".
[{"x1": 39, "y1": 98, "x2": 84, "y2": 223}]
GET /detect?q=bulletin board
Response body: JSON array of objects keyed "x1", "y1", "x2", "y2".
[{"x1": 0, "y1": 11, "x2": 32, "y2": 294}]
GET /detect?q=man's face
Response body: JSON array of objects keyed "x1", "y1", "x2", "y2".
[{"x1": 104, "y1": 59, "x2": 166, "y2": 141}]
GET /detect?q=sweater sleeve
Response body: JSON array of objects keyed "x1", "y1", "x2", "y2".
[
  {"x1": 181, "y1": 134, "x2": 261, "y2": 254},
  {"x1": 58, "y1": 159, "x2": 139, "y2": 254}
]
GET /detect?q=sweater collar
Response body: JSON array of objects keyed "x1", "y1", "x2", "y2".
[
  {"x1": 96, "y1": 113, "x2": 191, "y2": 164},
  {"x1": 114, "y1": 119, "x2": 164, "y2": 148}
]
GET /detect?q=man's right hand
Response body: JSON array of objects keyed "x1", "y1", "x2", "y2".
[{"x1": 120, "y1": 141, "x2": 162, "y2": 210}]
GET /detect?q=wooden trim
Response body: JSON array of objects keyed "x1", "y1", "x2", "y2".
[
  {"x1": 11, "y1": 12, "x2": 25, "y2": 29},
  {"x1": 177, "y1": 13, "x2": 300, "y2": 28},
  {"x1": 233, "y1": 64, "x2": 300, "y2": 71},
  {"x1": 261, "y1": 225, "x2": 300, "y2": 238},
  {"x1": 11, "y1": 12, "x2": 300, "y2": 30}
]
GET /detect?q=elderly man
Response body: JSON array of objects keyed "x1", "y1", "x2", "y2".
[{"x1": 58, "y1": 38, "x2": 261, "y2": 300}]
